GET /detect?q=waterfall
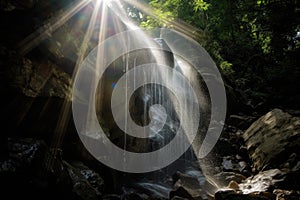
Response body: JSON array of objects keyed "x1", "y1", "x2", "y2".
[{"x1": 72, "y1": 0, "x2": 226, "y2": 197}]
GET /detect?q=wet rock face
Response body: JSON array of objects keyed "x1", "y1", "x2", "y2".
[
  {"x1": 1, "y1": 0, "x2": 90, "y2": 98},
  {"x1": 9, "y1": 56, "x2": 71, "y2": 98},
  {"x1": 243, "y1": 109, "x2": 300, "y2": 171}
]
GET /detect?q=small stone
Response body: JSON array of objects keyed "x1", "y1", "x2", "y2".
[
  {"x1": 236, "y1": 154, "x2": 243, "y2": 160},
  {"x1": 222, "y1": 157, "x2": 233, "y2": 170},
  {"x1": 228, "y1": 180, "x2": 240, "y2": 191},
  {"x1": 239, "y1": 161, "x2": 247, "y2": 170},
  {"x1": 282, "y1": 162, "x2": 290, "y2": 169},
  {"x1": 292, "y1": 161, "x2": 300, "y2": 172}
]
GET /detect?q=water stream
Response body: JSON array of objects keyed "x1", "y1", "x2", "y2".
[{"x1": 75, "y1": 0, "x2": 218, "y2": 198}]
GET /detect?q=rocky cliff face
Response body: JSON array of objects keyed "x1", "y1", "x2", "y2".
[
  {"x1": 8, "y1": 56, "x2": 71, "y2": 98},
  {"x1": 0, "y1": 0, "x2": 92, "y2": 139}
]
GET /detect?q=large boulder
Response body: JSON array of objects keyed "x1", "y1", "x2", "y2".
[{"x1": 243, "y1": 109, "x2": 300, "y2": 171}]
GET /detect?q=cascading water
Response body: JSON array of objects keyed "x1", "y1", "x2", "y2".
[
  {"x1": 95, "y1": 24, "x2": 211, "y2": 200},
  {"x1": 72, "y1": 0, "x2": 225, "y2": 198}
]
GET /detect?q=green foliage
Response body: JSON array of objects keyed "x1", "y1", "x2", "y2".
[
  {"x1": 193, "y1": 0, "x2": 210, "y2": 11},
  {"x1": 140, "y1": 9, "x2": 175, "y2": 29},
  {"x1": 127, "y1": 0, "x2": 300, "y2": 108},
  {"x1": 220, "y1": 61, "x2": 234, "y2": 75}
]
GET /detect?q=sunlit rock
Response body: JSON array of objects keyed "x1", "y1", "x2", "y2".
[
  {"x1": 243, "y1": 109, "x2": 300, "y2": 171},
  {"x1": 213, "y1": 172, "x2": 247, "y2": 187},
  {"x1": 239, "y1": 169, "x2": 286, "y2": 194}
]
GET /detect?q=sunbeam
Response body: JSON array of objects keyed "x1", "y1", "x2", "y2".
[
  {"x1": 47, "y1": 0, "x2": 104, "y2": 171},
  {"x1": 18, "y1": 0, "x2": 92, "y2": 56}
]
